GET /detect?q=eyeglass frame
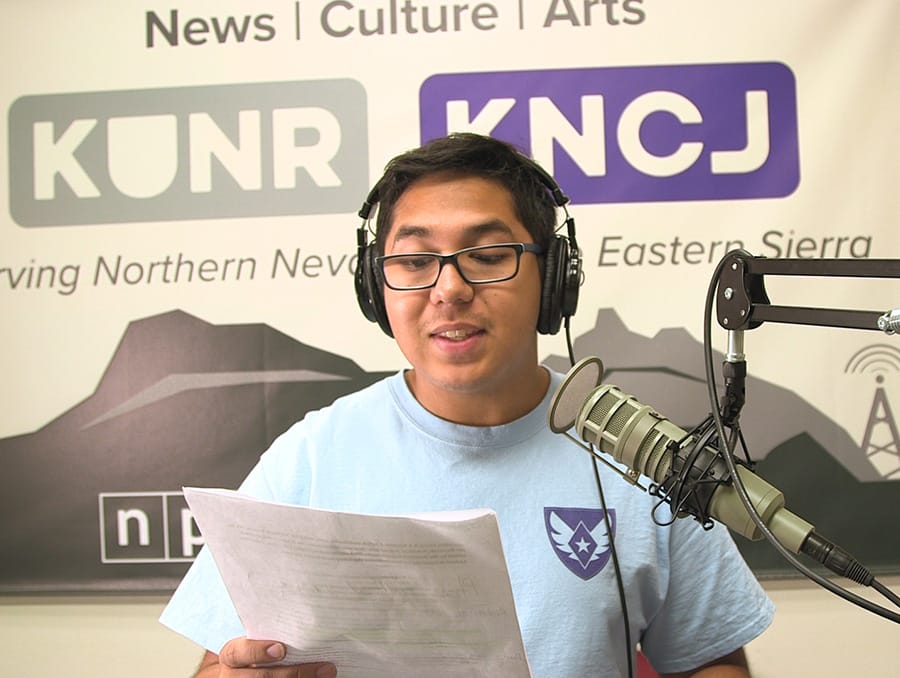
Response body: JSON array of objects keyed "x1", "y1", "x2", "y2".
[{"x1": 375, "y1": 242, "x2": 546, "y2": 291}]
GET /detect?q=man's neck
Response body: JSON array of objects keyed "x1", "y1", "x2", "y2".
[{"x1": 404, "y1": 366, "x2": 550, "y2": 426}]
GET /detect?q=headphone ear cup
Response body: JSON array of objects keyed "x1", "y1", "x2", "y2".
[
  {"x1": 538, "y1": 235, "x2": 581, "y2": 335},
  {"x1": 560, "y1": 241, "x2": 581, "y2": 321},
  {"x1": 538, "y1": 236, "x2": 566, "y2": 335},
  {"x1": 354, "y1": 244, "x2": 378, "y2": 322},
  {"x1": 355, "y1": 245, "x2": 394, "y2": 337}
]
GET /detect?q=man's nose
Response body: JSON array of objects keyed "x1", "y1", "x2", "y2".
[{"x1": 430, "y1": 260, "x2": 474, "y2": 303}]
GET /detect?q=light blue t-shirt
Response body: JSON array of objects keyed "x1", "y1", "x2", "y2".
[{"x1": 160, "y1": 369, "x2": 774, "y2": 676}]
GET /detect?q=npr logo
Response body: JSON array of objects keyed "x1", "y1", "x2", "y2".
[
  {"x1": 98, "y1": 492, "x2": 201, "y2": 563},
  {"x1": 9, "y1": 80, "x2": 369, "y2": 227},
  {"x1": 420, "y1": 62, "x2": 799, "y2": 203}
]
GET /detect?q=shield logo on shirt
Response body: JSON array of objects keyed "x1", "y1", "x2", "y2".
[{"x1": 544, "y1": 507, "x2": 615, "y2": 581}]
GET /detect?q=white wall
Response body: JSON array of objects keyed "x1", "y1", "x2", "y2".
[
  {"x1": 2, "y1": 577, "x2": 897, "y2": 678},
  {"x1": 750, "y1": 577, "x2": 900, "y2": 676}
]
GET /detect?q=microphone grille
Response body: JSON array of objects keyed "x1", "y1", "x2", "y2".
[
  {"x1": 584, "y1": 386, "x2": 675, "y2": 479},
  {"x1": 585, "y1": 387, "x2": 639, "y2": 441}
]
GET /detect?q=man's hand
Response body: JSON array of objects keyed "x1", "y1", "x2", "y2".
[{"x1": 194, "y1": 638, "x2": 337, "y2": 678}]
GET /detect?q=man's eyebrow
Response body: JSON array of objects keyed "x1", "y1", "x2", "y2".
[
  {"x1": 392, "y1": 220, "x2": 515, "y2": 243},
  {"x1": 391, "y1": 225, "x2": 430, "y2": 242}
]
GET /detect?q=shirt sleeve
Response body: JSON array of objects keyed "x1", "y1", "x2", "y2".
[
  {"x1": 639, "y1": 519, "x2": 775, "y2": 674},
  {"x1": 158, "y1": 544, "x2": 245, "y2": 653},
  {"x1": 158, "y1": 431, "x2": 295, "y2": 652}
]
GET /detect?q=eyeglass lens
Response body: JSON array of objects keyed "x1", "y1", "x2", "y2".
[{"x1": 381, "y1": 244, "x2": 523, "y2": 289}]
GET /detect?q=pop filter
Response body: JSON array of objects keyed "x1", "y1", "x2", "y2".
[{"x1": 548, "y1": 356, "x2": 604, "y2": 433}]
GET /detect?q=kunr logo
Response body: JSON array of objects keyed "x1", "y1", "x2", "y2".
[
  {"x1": 420, "y1": 62, "x2": 800, "y2": 203},
  {"x1": 8, "y1": 80, "x2": 369, "y2": 227}
]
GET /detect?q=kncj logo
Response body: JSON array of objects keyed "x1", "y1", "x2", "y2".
[
  {"x1": 420, "y1": 63, "x2": 800, "y2": 203},
  {"x1": 9, "y1": 80, "x2": 369, "y2": 227}
]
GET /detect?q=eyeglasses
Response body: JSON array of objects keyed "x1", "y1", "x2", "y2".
[{"x1": 376, "y1": 242, "x2": 545, "y2": 291}]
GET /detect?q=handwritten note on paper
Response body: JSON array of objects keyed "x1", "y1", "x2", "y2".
[{"x1": 182, "y1": 487, "x2": 532, "y2": 678}]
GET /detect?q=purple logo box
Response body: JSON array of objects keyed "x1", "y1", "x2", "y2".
[{"x1": 420, "y1": 63, "x2": 799, "y2": 203}]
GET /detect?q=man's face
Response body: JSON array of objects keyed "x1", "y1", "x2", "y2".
[{"x1": 382, "y1": 173, "x2": 545, "y2": 419}]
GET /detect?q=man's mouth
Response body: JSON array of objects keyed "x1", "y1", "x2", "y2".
[{"x1": 435, "y1": 328, "x2": 481, "y2": 341}]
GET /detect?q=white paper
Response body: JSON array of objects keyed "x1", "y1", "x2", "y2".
[{"x1": 183, "y1": 487, "x2": 532, "y2": 678}]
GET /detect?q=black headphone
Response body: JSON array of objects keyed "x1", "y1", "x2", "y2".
[{"x1": 354, "y1": 159, "x2": 581, "y2": 338}]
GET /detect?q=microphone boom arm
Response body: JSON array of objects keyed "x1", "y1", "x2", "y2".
[
  {"x1": 715, "y1": 250, "x2": 900, "y2": 333},
  {"x1": 704, "y1": 249, "x2": 900, "y2": 623}
]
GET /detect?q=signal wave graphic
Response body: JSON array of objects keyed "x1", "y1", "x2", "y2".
[
  {"x1": 845, "y1": 344, "x2": 900, "y2": 479},
  {"x1": 845, "y1": 343, "x2": 900, "y2": 376}
]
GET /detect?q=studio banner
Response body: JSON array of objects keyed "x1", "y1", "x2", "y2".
[{"x1": 1, "y1": 1, "x2": 898, "y2": 593}]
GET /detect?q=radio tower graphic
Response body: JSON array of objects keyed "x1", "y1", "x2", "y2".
[{"x1": 845, "y1": 344, "x2": 900, "y2": 479}]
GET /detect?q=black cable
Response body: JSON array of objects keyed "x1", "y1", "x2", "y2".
[
  {"x1": 702, "y1": 254, "x2": 900, "y2": 624},
  {"x1": 564, "y1": 316, "x2": 576, "y2": 366},
  {"x1": 873, "y1": 580, "x2": 900, "y2": 608},
  {"x1": 561, "y1": 323, "x2": 635, "y2": 678},
  {"x1": 593, "y1": 454, "x2": 635, "y2": 678}
]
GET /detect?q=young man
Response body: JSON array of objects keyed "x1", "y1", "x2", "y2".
[{"x1": 160, "y1": 133, "x2": 774, "y2": 677}]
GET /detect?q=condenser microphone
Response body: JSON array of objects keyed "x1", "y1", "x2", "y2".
[
  {"x1": 548, "y1": 357, "x2": 815, "y2": 553},
  {"x1": 549, "y1": 357, "x2": 881, "y2": 584}
]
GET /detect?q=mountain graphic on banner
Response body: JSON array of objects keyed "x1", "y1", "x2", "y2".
[
  {"x1": 1, "y1": 308, "x2": 897, "y2": 593},
  {"x1": 0, "y1": 310, "x2": 392, "y2": 594}
]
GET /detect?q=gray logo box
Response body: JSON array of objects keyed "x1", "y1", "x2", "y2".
[{"x1": 9, "y1": 80, "x2": 369, "y2": 226}]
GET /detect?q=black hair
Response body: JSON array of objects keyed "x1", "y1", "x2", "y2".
[{"x1": 372, "y1": 133, "x2": 558, "y2": 255}]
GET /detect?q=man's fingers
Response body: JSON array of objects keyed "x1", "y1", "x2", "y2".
[
  {"x1": 217, "y1": 639, "x2": 337, "y2": 677},
  {"x1": 218, "y1": 638, "x2": 285, "y2": 667}
]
